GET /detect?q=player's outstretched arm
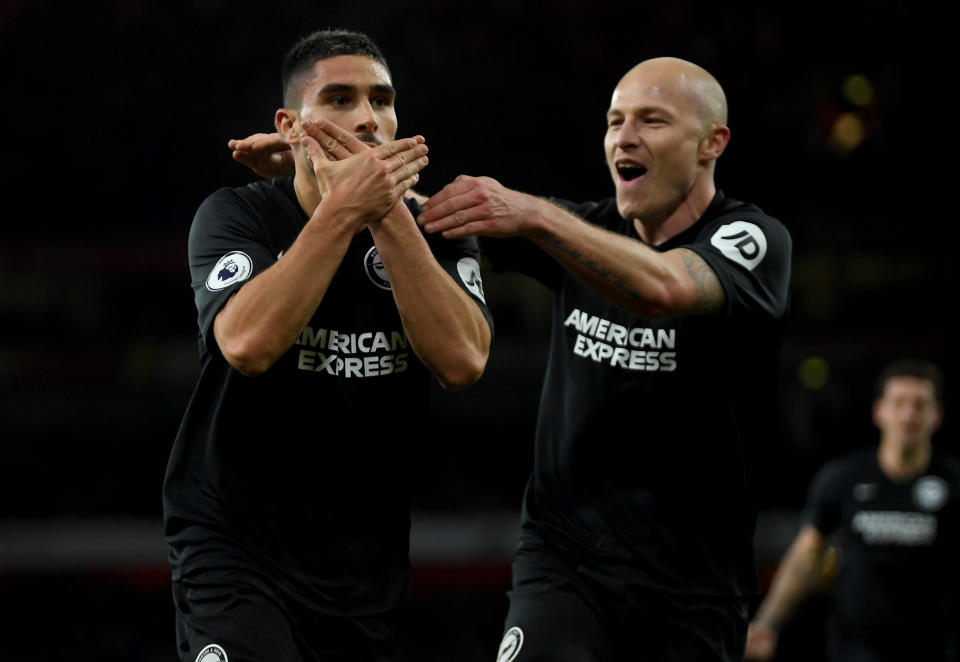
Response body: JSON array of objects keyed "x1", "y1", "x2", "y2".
[
  {"x1": 228, "y1": 132, "x2": 295, "y2": 179},
  {"x1": 228, "y1": 123, "x2": 429, "y2": 206},
  {"x1": 214, "y1": 133, "x2": 428, "y2": 376},
  {"x1": 417, "y1": 175, "x2": 724, "y2": 317},
  {"x1": 744, "y1": 525, "x2": 828, "y2": 661}
]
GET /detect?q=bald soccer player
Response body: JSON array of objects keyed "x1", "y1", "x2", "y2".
[
  {"x1": 230, "y1": 57, "x2": 793, "y2": 661},
  {"x1": 412, "y1": 57, "x2": 793, "y2": 662}
]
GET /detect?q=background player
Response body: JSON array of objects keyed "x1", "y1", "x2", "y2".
[
  {"x1": 163, "y1": 28, "x2": 492, "y2": 662},
  {"x1": 745, "y1": 359, "x2": 960, "y2": 662}
]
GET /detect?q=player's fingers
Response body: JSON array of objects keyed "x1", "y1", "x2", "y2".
[
  {"x1": 439, "y1": 219, "x2": 495, "y2": 240},
  {"x1": 254, "y1": 132, "x2": 289, "y2": 154},
  {"x1": 395, "y1": 171, "x2": 420, "y2": 195},
  {"x1": 302, "y1": 120, "x2": 354, "y2": 160},
  {"x1": 299, "y1": 133, "x2": 330, "y2": 167},
  {"x1": 392, "y1": 155, "x2": 429, "y2": 187},
  {"x1": 305, "y1": 119, "x2": 368, "y2": 156},
  {"x1": 417, "y1": 187, "x2": 481, "y2": 226},
  {"x1": 231, "y1": 150, "x2": 257, "y2": 167},
  {"x1": 418, "y1": 175, "x2": 478, "y2": 217},
  {"x1": 385, "y1": 143, "x2": 428, "y2": 171},
  {"x1": 230, "y1": 133, "x2": 271, "y2": 151},
  {"x1": 378, "y1": 136, "x2": 425, "y2": 159},
  {"x1": 228, "y1": 136, "x2": 255, "y2": 150},
  {"x1": 421, "y1": 204, "x2": 488, "y2": 234}
]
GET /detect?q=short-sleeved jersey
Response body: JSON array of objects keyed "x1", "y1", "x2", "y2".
[
  {"x1": 163, "y1": 176, "x2": 492, "y2": 617},
  {"x1": 805, "y1": 448, "x2": 960, "y2": 644},
  {"x1": 485, "y1": 190, "x2": 792, "y2": 598}
]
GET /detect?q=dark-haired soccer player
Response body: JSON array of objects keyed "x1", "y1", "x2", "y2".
[
  {"x1": 746, "y1": 359, "x2": 960, "y2": 662},
  {"x1": 163, "y1": 28, "x2": 492, "y2": 662}
]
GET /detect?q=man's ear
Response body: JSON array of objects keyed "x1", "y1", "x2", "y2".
[
  {"x1": 699, "y1": 124, "x2": 730, "y2": 163},
  {"x1": 275, "y1": 108, "x2": 300, "y2": 144}
]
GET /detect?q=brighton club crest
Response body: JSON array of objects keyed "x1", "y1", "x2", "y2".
[{"x1": 364, "y1": 246, "x2": 391, "y2": 290}]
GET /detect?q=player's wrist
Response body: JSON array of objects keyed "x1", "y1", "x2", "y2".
[
  {"x1": 519, "y1": 196, "x2": 558, "y2": 239},
  {"x1": 309, "y1": 195, "x2": 367, "y2": 236}
]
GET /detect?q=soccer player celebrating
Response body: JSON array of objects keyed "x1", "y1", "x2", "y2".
[
  {"x1": 415, "y1": 56, "x2": 792, "y2": 662},
  {"x1": 163, "y1": 29, "x2": 492, "y2": 662}
]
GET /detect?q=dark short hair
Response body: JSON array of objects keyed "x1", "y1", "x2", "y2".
[
  {"x1": 281, "y1": 28, "x2": 389, "y2": 108},
  {"x1": 875, "y1": 358, "x2": 944, "y2": 402}
]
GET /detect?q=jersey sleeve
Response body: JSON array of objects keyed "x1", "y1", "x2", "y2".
[
  {"x1": 685, "y1": 212, "x2": 792, "y2": 320},
  {"x1": 187, "y1": 187, "x2": 275, "y2": 358},
  {"x1": 803, "y1": 460, "x2": 846, "y2": 537},
  {"x1": 417, "y1": 199, "x2": 495, "y2": 338}
]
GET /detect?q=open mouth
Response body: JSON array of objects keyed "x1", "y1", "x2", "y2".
[{"x1": 616, "y1": 161, "x2": 647, "y2": 182}]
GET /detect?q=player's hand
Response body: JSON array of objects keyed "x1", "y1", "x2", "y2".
[
  {"x1": 416, "y1": 175, "x2": 540, "y2": 239},
  {"x1": 304, "y1": 118, "x2": 431, "y2": 204},
  {"x1": 301, "y1": 118, "x2": 371, "y2": 160},
  {"x1": 299, "y1": 126, "x2": 429, "y2": 224},
  {"x1": 744, "y1": 622, "x2": 778, "y2": 661},
  {"x1": 228, "y1": 132, "x2": 295, "y2": 179}
]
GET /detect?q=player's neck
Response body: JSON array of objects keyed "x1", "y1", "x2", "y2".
[
  {"x1": 293, "y1": 169, "x2": 322, "y2": 218},
  {"x1": 877, "y1": 438, "x2": 932, "y2": 481},
  {"x1": 633, "y1": 176, "x2": 716, "y2": 246}
]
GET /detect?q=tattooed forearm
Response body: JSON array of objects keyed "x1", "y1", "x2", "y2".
[
  {"x1": 541, "y1": 235, "x2": 645, "y2": 302},
  {"x1": 679, "y1": 249, "x2": 725, "y2": 315}
]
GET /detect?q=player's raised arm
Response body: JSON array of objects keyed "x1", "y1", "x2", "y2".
[
  {"x1": 228, "y1": 132, "x2": 295, "y2": 179},
  {"x1": 418, "y1": 175, "x2": 725, "y2": 317},
  {"x1": 215, "y1": 133, "x2": 428, "y2": 376},
  {"x1": 367, "y1": 200, "x2": 490, "y2": 391}
]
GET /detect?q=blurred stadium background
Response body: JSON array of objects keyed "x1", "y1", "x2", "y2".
[{"x1": 0, "y1": 1, "x2": 951, "y2": 660}]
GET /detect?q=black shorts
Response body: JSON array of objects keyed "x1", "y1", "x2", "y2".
[
  {"x1": 172, "y1": 569, "x2": 399, "y2": 662},
  {"x1": 498, "y1": 544, "x2": 749, "y2": 662}
]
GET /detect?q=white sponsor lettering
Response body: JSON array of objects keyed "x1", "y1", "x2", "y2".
[
  {"x1": 564, "y1": 309, "x2": 675, "y2": 349},
  {"x1": 297, "y1": 349, "x2": 408, "y2": 377},
  {"x1": 851, "y1": 511, "x2": 937, "y2": 546},
  {"x1": 297, "y1": 326, "x2": 408, "y2": 352},
  {"x1": 564, "y1": 308, "x2": 677, "y2": 372},
  {"x1": 294, "y1": 326, "x2": 410, "y2": 377}
]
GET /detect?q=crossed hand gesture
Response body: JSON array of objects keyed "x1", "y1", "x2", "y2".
[{"x1": 229, "y1": 120, "x2": 428, "y2": 224}]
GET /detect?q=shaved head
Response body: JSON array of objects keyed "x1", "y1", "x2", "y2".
[
  {"x1": 604, "y1": 56, "x2": 731, "y2": 228},
  {"x1": 617, "y1": 57, "x2": 727, "y2": 133}
]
